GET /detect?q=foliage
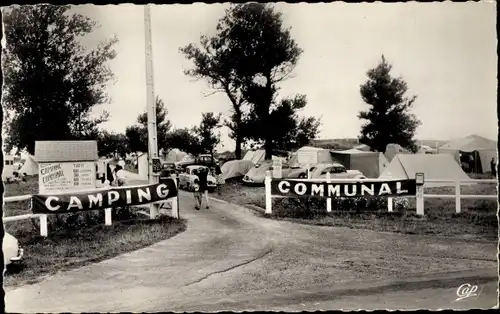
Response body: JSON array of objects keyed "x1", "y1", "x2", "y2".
[
  {"x1": 193, "y1": 112, "x2": 222, "y2": 156},
  {"x1": 96, "y1": 130, "x2": 128, "y2": 157},
  {"x1": 358, "y1": 55, "x2": 421, "y2": 153},
  {"x1": 2, "y1": 5, "x2": 117, "y2": 154},
  {"x1": 125, "y1": 96, "x2": 171, "y2": 153},
  {"x1": 244, "y1": 94, "x2": 321, "y2": 152},
  {"x1": 165, "y1": 128, "x2": 201, "y2": 156}
]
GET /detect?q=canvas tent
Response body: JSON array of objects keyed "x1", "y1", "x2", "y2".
[
  {"x1": 438, "y1": 134, "x2": 497, "y2": 174},
  {"x1": 330, "y1": 149, "x2": 389, "y2": 178},
  {"x1": 385, "y1": 143, "x2": 411, "y2": 162},
  {"x1": 164, "y1": 149, "x2": 188, "y2": 164},
  {"x1": 379, "y1": 154, "x2": 471, "y2": 187},
  {"x1": 291, "y1": 146, "x2": 333, "y2": 166},
  {"x1": 242, "y1": 150, "x2": 255, "y2": 161},
  {"x1": 221, "y1": 159, "x2": 254, "y2": 181},
  {"x1": 18, "y1": 154, "x2": 39, "y2": 176}
]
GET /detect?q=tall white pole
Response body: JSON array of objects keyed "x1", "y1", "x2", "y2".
[{"x1": 144, "y1": 4, "x2": 159, "y2": 219}]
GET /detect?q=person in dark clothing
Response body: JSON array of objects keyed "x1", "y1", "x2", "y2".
[
  {"x1": 491, "y1": 158, "x2": 496, "y2": 177},
  {"x1": 106, "y1": 163, "x2": 114, "y2": 184},
  {"x1": 214, "y1": 161, "x2": 223, "y2": 195},
  {"x1": 193, "y1": 167, "x2": 210, "y2": 210}
]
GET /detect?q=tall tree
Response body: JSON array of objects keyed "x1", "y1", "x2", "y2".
[
  {"x1": 2, "y1": 5, "x2": 117, "y2": 154},
  {"x1": 125, "y1": 96, "x2": 171, "y2": 154},
  {"x1": 194, "y1": 112, "x2": 222, "y2": 157},
  {"x1": 244, "y1": 94, "x2": 321, "y2": 152},
  {"x1": 219, "y1": 3, "x2": 303, "y2": 160},
  {"x1": 180, "y1": 23, "x2": 248, "y2": 159},
  {"x1": 165, "y1": 128, "x2": 201, "y2": 156},
  {"x1": 358, "y1": 55, "x2": 421, "y2": 153},
  {"x1": 97, "y1": 130, "x2": 128, "y2": 157}
]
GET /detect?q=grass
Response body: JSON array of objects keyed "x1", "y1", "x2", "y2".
[
  {"x1": 216, "y1": 178, "x2": 498, "y2": 241},
  {"x1": 2, "y1": 176, "x2": 187, "y2": 287}
]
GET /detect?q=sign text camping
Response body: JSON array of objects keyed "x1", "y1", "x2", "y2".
[
  {"x1": 32, "y1": 179, "x2": 178, "y2": 214},
  {"x1": 271, "y1": 179, "x2": 416, "y2": 198}
]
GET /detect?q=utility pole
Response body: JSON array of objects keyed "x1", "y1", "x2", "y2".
[{"x1": 144, "y1": 4, "x2": 159, "y2": 219}]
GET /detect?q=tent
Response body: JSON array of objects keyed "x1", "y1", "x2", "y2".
[
  {"x1": 293, "y1": 146, "x2": 333, "y2": 166},
  {"x1": 221, "y1": 160, "x2": 254, "y2": 181},
  {"x1": 330, "y1": 149, "x2": 389, "y2": 178},
  {"x1": 137, "y1": 153, "x2": 149, "y2": 180},
  {"x1": 18, "y1": 154, "x2": 39, "y2": 176},
  {"x1": 385, "y1": 143, "x2": 411, "y2": 162},
  {"x1": 164, "y1": 149, "x2": 188, "y2": 164},
  {"x1": 353, "y1": 144, "x2": 371, "y2": 152},
  {"x1": 379, "y1": 154, "x2": 471, "y2": 187},
  {"x1": 242, "y1": 150, "x2": 255, "y2": 161},
  {"x1": 2, "y1": 154, "x2": 15, "y2": 179},
  {"x1": 438, "y1": 134, "x2": 497, "y2": 174}
]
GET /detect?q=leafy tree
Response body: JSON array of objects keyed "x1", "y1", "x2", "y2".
[
  {"x1": 358, "y1": 55, "x2": 421, "y2": 153},
  {"x1": 245, "y1": 94, "x2": 321, "y2": 152},
  {"x1": 180, "y1": 22, "x2": 248, "y2": 159},
  {"x1": 125, "y1": 96, "x2": 171, "y2": 154},
  {"x1": 219, "y1": 3, "x2": 304, "y2": 160},
  {"x1": 165, "y1": 128, "x2": 201, "y2": 156},
  {"x1": 2, "y1": 5, "x2": 117, "y2": 154},
  {"x1": 194, "y1": 112, "x2": 222, "y2": 157},
  {"x1": 97, "y1": 130, "x2": 128, "y2": 157}
]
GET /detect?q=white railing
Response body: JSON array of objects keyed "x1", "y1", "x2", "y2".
[
  {"x1": 264, "y1": 172, "x2": 497, "y2": 216},
  {"x1": 3, "y1": 192, "x2": 179, "y2": 238}
]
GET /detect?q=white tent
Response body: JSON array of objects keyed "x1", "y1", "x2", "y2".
[
  {"x1": 137, "y1": 153, "x2": 149, "y2": 180},
  {"x1": 379, "y1": 154, "x2": 471, "y2": 187},
  {"x1": 385, "y1": 143, "x2": 411, "y2": 162},
  {"x1": 221, "y1": 160, "x2": 254, "y2": 181},
  {"x1": 331, "y1": 148, "x2": 389, "y2": 178},
  {"x1": 294, "y1": 146, "x2": 333, "y2": 166},
  {"x1": 165, "y1": 149, "x2": 188, "y2": 164},
  {"x1": 18, "y1": 154, "x2": 39, "y2": 176},
  {"x1": 242, "y1": 150, "x2": 255, "y2": 161},
  {"x1": 438, "y1": 134, "x2": 497, "y2": 174}
]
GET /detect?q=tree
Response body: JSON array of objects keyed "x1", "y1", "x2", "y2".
[
  {"x1": 180, "y1": 20, "x2": 248, "y2": 159},
  {"x1": 358, "y1": 55, "x2": 421, "y2": 153},
  {"x1": 194, "y1": 112, "x2": 222, "y2": 157},
  {"x1": 244, "y1": 94, "x2": 321, "y2": 152},
  {"x1": 125, "y1": 96, "x2": 171, "y2": 154},
  {"x1": 218, "y1": 3, "x2": 304, "y2": 160},
  {"x1": 97, "y1": 130, "x2": 128, "y2": 157},
  {"x1": 2, "y1": 5, "x2": 118, "y2": 154},
  {"x1": 165, "y1": 128, "x2": 201, "y2": 156}
]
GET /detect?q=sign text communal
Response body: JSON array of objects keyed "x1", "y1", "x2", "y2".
[
  {"x1": 32, "y1": 179, "x2": 178, "y2": 214},
  {"x1": 271, "y1": 179, "x2": 416, "y2": 198}
]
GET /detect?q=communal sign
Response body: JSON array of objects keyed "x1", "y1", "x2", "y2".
[{"x1": 271, "y1": 179, "x2": 417, "y2": 198}]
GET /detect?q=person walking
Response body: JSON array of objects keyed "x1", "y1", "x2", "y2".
[
  {"x1": 114, "y1": 165, "x2": 127, "y2": 187},
  {"x1": 491, "y1": 158, "x2": 496, "y2": 177},
  {"x1": 214, "y1": 161, "x2": 224, "y2": 195},
  {"x1": 193, "y1": 167, "x2": 210, "y2": 210}
]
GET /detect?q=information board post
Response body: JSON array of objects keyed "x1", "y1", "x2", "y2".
[
  {"x1": 326, "y1": 172, "x2": 332, "y2": 212},
  {"x1": 272, "y1": 158, "x2": 282, "y2": 179}
]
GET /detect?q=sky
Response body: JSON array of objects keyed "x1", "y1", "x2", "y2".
[{"x1": 69, "y1": 2, "x2": 497, "y2": 151}]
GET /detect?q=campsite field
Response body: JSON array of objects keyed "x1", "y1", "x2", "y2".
[
  {"x1": 2, "y1": 176, "x2": 187, "y2": 287},
  {"x1": 216, "y1": 178, "x2": 498, "y2": 241}
]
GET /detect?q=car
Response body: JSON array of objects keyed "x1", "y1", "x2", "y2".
[
  {"x1": 3, "y1": 232, "x2": 24, "y2": 269},
  {"x1": 242, "y1": 160, "x2": 310, "y2": 185},
  {"x1": 311, "y1": 163, "x2": 366, "y2": 179},
  {"x1": 178, "y1": 165, "x2": 217, "y2": 192}
]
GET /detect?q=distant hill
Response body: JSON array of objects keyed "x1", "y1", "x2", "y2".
[{"x1": 311, "y1": 138, "x2": 450, "y2": 150}]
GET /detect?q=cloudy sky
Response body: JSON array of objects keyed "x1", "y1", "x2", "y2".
[{"x1": 73, "y1": 2, "x2": 496, "y2": 151}]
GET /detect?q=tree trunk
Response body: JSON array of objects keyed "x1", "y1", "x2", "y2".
[{"x1": 264, "y1": 138, "x2": 273, "y2": 160}]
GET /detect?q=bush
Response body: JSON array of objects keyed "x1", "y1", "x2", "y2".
[{"x1": 270, "y1": 196, "x2": 396, "y2": 218}]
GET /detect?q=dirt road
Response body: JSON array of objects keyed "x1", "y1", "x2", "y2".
[{"x1": 5, "y1": 191, "x2": 497, "y2": 312}]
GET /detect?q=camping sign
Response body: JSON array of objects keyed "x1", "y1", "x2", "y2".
[
  {"x1": 32, "y1": 180, "x2": 178, "y2": 214},
  {"x1": 39, "y1": 162, "x2": 96, "y2": 194}
]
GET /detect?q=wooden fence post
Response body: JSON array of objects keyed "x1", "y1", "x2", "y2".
[
  {"x1": 104, "y1": 208, "x2": 112, "y2": 226},
  {"x1": 326, "y1": 172, "x2": 332, "y2": 213},
  {"x1": 415, "y1": 173, "x2": 425, "y2": 216},
  {"x1": 265, "y1": 170, "x2": 272, "y2": 214},
  {"x1": 387, "y1": 197, "x2": 393, "y2": 212},
  {"x1": 455, "y1": 180, "x2": 461, "y2": 214},
  {"x1": 171, "y1": 197, "x2": 179, "y2": 218},
  {"x1": 40, "y1": 214, "x2": 48, "y2": 237}
]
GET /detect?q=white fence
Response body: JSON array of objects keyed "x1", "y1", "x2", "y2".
[
  {"x1": 3, "y1": 192, "x2": 179, "y2": 238},
  {"x1": 264, "y1": 171, "x2": 497, "y2": 216}
]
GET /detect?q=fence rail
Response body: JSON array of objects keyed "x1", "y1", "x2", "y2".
[
  {"x1": 264, "y1": 172, "x2": 497, "y2": 216},
  {"x1": 3, "y1": 191, "x2": 179, "y2": 237}
]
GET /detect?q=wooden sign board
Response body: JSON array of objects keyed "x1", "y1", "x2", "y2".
[
  {"x1": 39, "y1": 162, "x2": 96, "y2": 194},
  {"x1": 272, "y1": 158, "x2": 283, "y2": 178}
]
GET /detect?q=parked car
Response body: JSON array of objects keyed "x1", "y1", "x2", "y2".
[
  {"x1": 3, "y1": 232, "x2": 24, "y2": 268},
  {"x1": 242, "y1": 160, "x2": 309, "y2": 185},
  {"x1": 178, "y1": 165, "x2": 217, "y2": 192},
  {"x1": 310, "y1": 163, "x2": 366, "y2": 179}
]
